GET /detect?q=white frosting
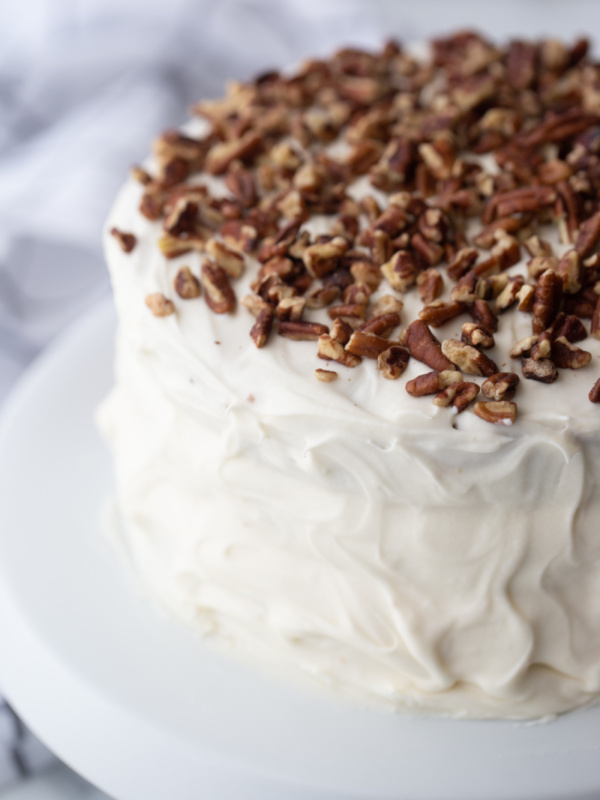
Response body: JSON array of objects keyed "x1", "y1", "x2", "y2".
[{"x1": 98, "y1": 140, "x2": 600, "y2": 719}]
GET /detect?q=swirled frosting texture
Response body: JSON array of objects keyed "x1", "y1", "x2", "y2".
[{"x1": 99, "y1": 158, "x2": 600, "y2": 719}]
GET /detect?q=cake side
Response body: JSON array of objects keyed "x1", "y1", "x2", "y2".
[{"x1": 100, "y1": 33, "x2": 600, "y2": 718}]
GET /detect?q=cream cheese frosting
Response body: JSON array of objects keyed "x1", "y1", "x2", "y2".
[{"x1": 98, "y1": 36, "x2": 600, "y2": 719}]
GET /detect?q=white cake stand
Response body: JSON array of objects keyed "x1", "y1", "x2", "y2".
[{"x1": 0, "y1": 298, "x2": 599, "y2": 800}]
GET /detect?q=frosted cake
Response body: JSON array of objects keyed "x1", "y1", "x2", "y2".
[{"x1": 100, "y1": 32, "x2": 600, "y2": 719}]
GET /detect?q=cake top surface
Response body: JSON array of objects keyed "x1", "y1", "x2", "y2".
[{"x1": 107, "y1": 31, "x2": 600, "y2": 439}]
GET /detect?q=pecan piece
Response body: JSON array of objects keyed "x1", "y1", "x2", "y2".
[
  {"x1": 575, "y1": 211, "x2": 600, "y2": 258},
  {"x1": 521, "y1": 357, "x2": 558, "y2": 383},
  {"x1": 317, "y1": 334, "x2": 361, "y2": 367},
  {"x1": 346, "y1": 331, "x2": 392, "y2": 359},
  {"x1": 547, "y1": 313, "x2": 588, "y2": 343},
  {"x1": 277, "y1": 296, "x2": 306, "y2": 322},
  {"x1": 381, "y1": 251, "x2": 418, "y2": 292},
  {"x1": 174, "y1": 266, "x2": 201, "y2": 299},
  {"x1": 417, "y1": 268, "x2": 444, "y2": 304},
  {"x1": 461, "y1": 322, "x2": 494, "y2": 349},
  {"x1": 220, "y1": 221, "x2": 258, "y2": 254},
  {"x1": 350, "y1": 260, "x2": 383, "y2": 290},
  {"x1": 305, "y1": 285, "x2": 341, "y2": 310},
  {"x1": 481, "y1": 372, "x2": 520, "y2": 401},
  {"x1": 279, "y1": 321, "x2": 329, "y2": 341},
  {"x1": 327, "y1": 303, "x2": 366, "y2": 322},
  {"x1": 358, "y1": 312, "x2": 401, "y2": 337},
  {"x1": 441, "y1": 339, "x2": 498, "y2": 376},
  {"x1": 241, "y1": 293, "x2": 269, "y2": 317},
  {"x1": 343, "y1": 283, "x2": 371, "y2": 306},
  {"x1": 434, "y1": 381, "x2": 479, "y2": 413},
  {"x1": 315, "y1": 368, "x2": 338, "y2": 382},
  {"x1": 495, "y1": 276, "x2": 525, "y2": 312},
  {"x1": 447, "y1": 247, "x2": 479, "y2": 281},
  {"x1": 405, "y1": 369, "x2": 463, "y2": 397},
  {"x1": 592, "y1": 297, "x2": 600, "y2": 339},
  {"x1": 369, "y1": 294, "x2": 404, "y2": 318},
  {"x1": 509, "y1": 334, "x2": 539, "y2": 358},
  {"x1": 303, "y1": 237, "x2": 349, "y2": 278},
  {"x1": 517, "y1": 284, "x2": 536, "y2": 312},
  {"x1": 556, "y1": 249, "x2": 582, "y2": 294},
  {"x1": 473, "y1": 400, "x2": 517, "y2": 425},
  {"x1": 205, "y1": 131, "x2": 263, "y2": 175},
  {"x1": 551, "y1": 337, "x2": 592, "y2": 369},
  {"x1": 206, "y1": 239, "x2": 245, "y2": 278},
  {"x1": 531, "y1": 331, "x2": 552, "y2": 360},
  {"x1": 590, "y1": 378, "x2": 600, "y2": 403},
  {"x1": 250, "y1": 307, "x2": 275, "y2": 348},
  {"x1": 377, "y1": 345, "x2": 410, "y2": 380},
  {"x1": 419, "y1": 300, "x2": 466, "y2": 327},
  {"x1": 330, "y1": 318, "x2": 354, "y2": 345},
  {"x1": 532, "y1": 269, "x2": 563, "y2": 333},
  {"x1": 145, "y1": 293, "x2": 175, "y2": 317},
  {"x1": 200, "y1": 262, "x2": 236, "y2": 314},
  {"x1": 405, "y1": 320, "x2": 454, "y2": 372},
  {"x1": 110, "y1": 228, "x2": 136, "y2": 253},
  {"x1": 470, "y1": 299, "x2": 498, "y2": 332}
]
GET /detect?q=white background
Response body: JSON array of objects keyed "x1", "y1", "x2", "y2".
[{"x1": 1, "y1": 1, "x2": 599, "y2": 796}]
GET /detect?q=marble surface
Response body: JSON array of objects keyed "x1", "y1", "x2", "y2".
[{"x1": 2, "y1": 1, "x2": 600, "y2": 797}]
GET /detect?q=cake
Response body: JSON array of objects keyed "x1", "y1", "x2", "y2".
[{"x1": 99, "y1": 32, "x2": 600, "y2": 719}]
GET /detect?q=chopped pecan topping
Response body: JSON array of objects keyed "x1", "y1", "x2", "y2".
[
  {"x1": 522, "y1": 357, "x2": 558, "y2": 383},
  {"x1": 205, "y1": 131, "x2": 263, "y2": 175},
  {"x1": 481, "y1": 372, "x2": 520, "y2": 401},
  {"x1": 250, "y1": 307, "x2": 275, "y2": 348},
  {"x1": 547, "y1": 313, "x2": 587, "y2": 343},
  {"x1": 377, "y1": 345, "x2": 410, "y2": 379},
  {"x1": 495, "y1": 276, "x2": 524, "y2": 312},
  {"x1": 517, "y1": 284, "x2": 536, "y2": 312},
  {"x1": 434, "y1": 381, "x2": 479, "y2": 413},
  {"x1": 405, "y1": 320, "x2": 454, "y2": 372},
  {"x1": 174, "y1": 266, "x2": 201, "y2": 299},
  {"x1": 406, "y1": 369, "x2": 463, "y2": 397},
  {"x1": 473, "y1": 400, "x2": 517, "y2": 425},
  {"x1": 330, "y1": 318, "x2": 354, "y2": 345},
  {"x1": 531, "y1": 331, "x2": 552, "y2": 360},
  {"x1": 110, "y1": 228, "x2": 136, "y2": 253},
  {"x1": 328, "y1": 303, "x2": 366, "y2": 322},
  {"x1": 532, "y1": 269, "x2": 563, "y2": 333},
  {"x1": 201, "y1": 262, "x2": 236, "y2": 314},
  {"x1": 241, "y1": 293, "x2": 269, "y2": 317},
  {"x1": 461, "y1": 322, "x2": 494, "y2": 349},
  {"x1": 417, "y1": 268, "x2": 444, "y2": 304},
  {"x1": 551, "y1": 336, "x2": 592, "y2": 369},
  {"x1": 305, "y1": 285, "x2": 341, "y2": 309},
  {"x1": 277, "y1": 296, "x2": 306, "y2": 321},
  {"x1": 419, "y1": 299, "x2": 466, "y2": 327},
  {"x1": 369, "y1": 294, "x2": 404, "y2": 318},
  {"x1": 346, "y1": 331, "x2": 392, "y2": 359},
  {"x1": 279, "y1": 321, "x2": 329, "y2": 341},
  {"x1": 381, "y1": 250, "x2": 418, "y2": 292},
  {"x1": 556, "y1": 249, "x2": 582, "y2": 294},
  {"x1": 441, "y1": 339, "x2": 498, "y2": 376},
  {"x1": 575, "y1": 211, "x2": 600, "y2": 258},
  {"x1": 157, "y1": 232, "x2": 206, "y2": 259},
  {"x1": 358, "y1": 312, "x2": 401, "y2": 336},
  {"x1": 206, "y1": 239, "x2": 245, "y2": 278},
  {"x1": 510, "y1": 334, "x2": 539, "y2": 358},
  {"x1": 315, "y1": 368, "x2": 338, "y2": 382},
  {"x1": 303, "y1": 237, "x2": 349, "y2": 278},
  {"x1": 446, "y1": 247, "x2": 479, "y2": 281},
  {"x1": 470, "y1": 298, "x2": 498, "y2": 332},
  {"x1": 317, "y1": 334, "x2": 361, "y2": 367},
  {"x1": 590, "y1": 377, "x2": 600, "y2": 403},
  {"x1": 592, "y1": 297, "x2": 600, "y2": 339},
  {"x1": 145, "y1": 293, "x2": 175, "y2": 317}
]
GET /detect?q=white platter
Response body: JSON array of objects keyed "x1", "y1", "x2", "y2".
[{"x1": 0, "y1": 298, "x2": 599, "y2": 800}]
